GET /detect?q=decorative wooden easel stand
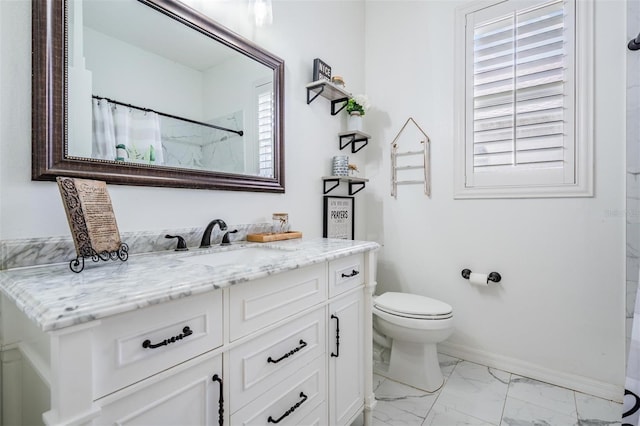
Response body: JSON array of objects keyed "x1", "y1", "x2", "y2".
[{"x1": 69, "y1": 244, "x2": 130, "y2": 273}]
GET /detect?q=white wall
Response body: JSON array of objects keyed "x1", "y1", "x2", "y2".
[
  {"x1": 84, "y1": 27, "x2": 205, "y2": 120},
  {"x1": 364, "y1": 0, "x2": 626, "y2": 398},
  {"x1": 0, "y1": 0, "x2": 366, "y2": 240},
  {"x1": 202, "y1": 55, "x2": 269, "y2": 121}
]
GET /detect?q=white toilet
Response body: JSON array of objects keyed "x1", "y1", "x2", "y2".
[{"x1": 372, "y1": 292, "x2": 454, "y2": 392}]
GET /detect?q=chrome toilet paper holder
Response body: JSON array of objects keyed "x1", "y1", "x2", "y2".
[{"x1": 461, "y1": 269, "x2": 502, "y2": 283}]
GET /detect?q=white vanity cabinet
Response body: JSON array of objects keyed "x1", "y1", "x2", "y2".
[
  {"x1": 92, "y1": 290, "x2": 224, "y2": 399},
  {"x1": 92, "y1": 291, "x2": 225, "y2": 425},
  {"x1": 329, "y1": 253, "x2": 365, "y2": 297},
  {"x1": 0, "y1": 289, "x2": 226, "y2": 426},
  {"x1": 98, "y1": 352, "x2": 223, "y2": 425},
  {"x1": 0, "y1": 240, "x2": 378, "y2": 426},
  {"x1": 329, "y1": 289, "x2": 365, "y2": 426},
  {"x1": 226, "y1": 254, "x2": 369, "y2": 426}
]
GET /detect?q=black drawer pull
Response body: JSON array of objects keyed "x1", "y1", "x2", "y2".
[
  {"x1": 341, "y1": 269, "x2": 359, "y2": 278},
  {"x1": 268, "y1": 340, "x2": 307, "y2": 364},
  {"x1": 212, "y1": 374, "x2": 223, "y2": 426},
  {"x1": 267, "y1": 392, "x2": 308, "y2": 423},
  {"x1": 142, "y1": 326, "x2": 193, "y2": 349},
  {"x1": 331, "y1": 314, "x2": 340, "y2": 358}
]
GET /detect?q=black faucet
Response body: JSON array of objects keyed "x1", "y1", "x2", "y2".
[
  {"x1": 221, "y1": 229, "x2": 238, "y2": 246},
  {"x1": 200, "y1": 219, "x2": 228, "y2": 248}
]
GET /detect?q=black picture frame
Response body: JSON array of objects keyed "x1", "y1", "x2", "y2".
[{"x1": 323, "y1": 196, "x2": 354, "y2": 240}]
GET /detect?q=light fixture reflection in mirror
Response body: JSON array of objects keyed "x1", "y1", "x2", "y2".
[
  {"x1": 32, "y1": 0, "x2": 285, "y2": 192},
  {"x1": 250, "y1": 0, "x2": 273, "y2": 27}
]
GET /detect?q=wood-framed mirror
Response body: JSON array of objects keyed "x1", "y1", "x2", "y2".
[{"x1": 32, "y1": 0, "x2": 285, "y2": 192}]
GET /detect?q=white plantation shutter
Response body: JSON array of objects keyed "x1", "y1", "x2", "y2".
[
  {"x1": 455, "y1": 0, "x2": 592, "y2": 198},
  {"x1": 257, "y1": 82, "x2": 274, "y2": 178}
]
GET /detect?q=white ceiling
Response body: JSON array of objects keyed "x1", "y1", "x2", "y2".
[{"x1": 82, "y1": 0, "x2": 238, "y2": 71}]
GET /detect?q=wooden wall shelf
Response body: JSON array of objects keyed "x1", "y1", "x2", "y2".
[
  {"x1": 306, "y1": 80, "x2": 351, "y2": 115},
  {"x1": 322, "y1": 176, "x2": 369, "y2": 195}
]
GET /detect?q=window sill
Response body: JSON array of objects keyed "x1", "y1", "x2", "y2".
[{"x1": 453, "y1": 182, "x2": 594, "y2": 199}]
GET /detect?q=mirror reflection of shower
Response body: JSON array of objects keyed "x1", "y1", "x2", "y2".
[
  {"x1": 62, "y1": 0, "x2": 281, "y2": 186},
  {"x1": 161, "y1": 111, "x2": 245, "y2": 174}
]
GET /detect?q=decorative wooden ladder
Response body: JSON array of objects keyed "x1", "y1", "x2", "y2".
[{"x1": 390, "y1": 117, "x2": 431, "y2": 198}]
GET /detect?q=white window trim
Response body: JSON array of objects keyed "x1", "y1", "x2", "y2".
[
  {"x1": 254, "y1": 78, "x2": 274, "y2": 178},
  {"x1": 453, "y1": 0, "x2": 594, "y2": 199}
]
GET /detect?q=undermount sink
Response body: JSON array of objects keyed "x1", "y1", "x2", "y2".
[{"x1": 179, "y1": 246, "x2": 290, "y2": 267}]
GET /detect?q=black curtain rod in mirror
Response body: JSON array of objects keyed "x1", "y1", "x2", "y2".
[
  {"x1": 91, "y1": 95, "x2": 244, "y2": 137},
  {"x1": 629, "y1": 32, "x2": 640, "y2": 51}
]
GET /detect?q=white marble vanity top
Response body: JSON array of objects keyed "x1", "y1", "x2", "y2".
[{"x1": 0, "y1": 238, "x2": 379, "y2": 332}]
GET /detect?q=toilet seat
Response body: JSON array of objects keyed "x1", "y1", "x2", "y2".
[{"x1": 374, "y1": 292, "x2": 453, "y2": 320}]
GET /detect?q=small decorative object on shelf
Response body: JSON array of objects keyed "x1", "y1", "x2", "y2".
[
  {"x1": 56, "y1": 177, "x2": 129, "y2": 273},
  {"x1": 272, "y1": 212, "x2": 289, "y2": 233},
  {"x1": 332, "y1": 155, "x2": 349, "y2": 176},
  {"x1": 348, "y1": 164, "x2": 359, "y2": 177},
  {"x1": 347, "y1": 112, "x2": 362, "y2": 132},
  {"x1": 331, "y1": 75, "x2": 345, "y2": 87},
  {"x1": 346, "y1": 94, "x2": 370, "y2": 132},
  {"x1": 313, "y1": 58, "x2": 332, "y2": 82}
]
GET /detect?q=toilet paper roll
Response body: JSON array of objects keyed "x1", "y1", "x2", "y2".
[{"x1": 469, "y1": 272, "x2": 489, "y2": 286}]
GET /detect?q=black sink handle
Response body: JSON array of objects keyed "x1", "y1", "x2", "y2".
[{"x1": 165, "y1": 234, "x2": 188, "y2": 251}]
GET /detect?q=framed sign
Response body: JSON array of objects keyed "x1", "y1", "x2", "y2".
[
  {"x1": 313, "y1": 58, "x2": 332, "y2": 82},
  {"x1": 323, "y1": 196, "x2": 354, "y2": 240},
  {"x1": 57, "y1": 177, "x2": 129, "y2": 272}
]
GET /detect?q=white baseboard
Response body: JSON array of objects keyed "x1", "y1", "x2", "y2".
[{"x1": 438, "y1": 341, "x2": 624, "y2": 403}]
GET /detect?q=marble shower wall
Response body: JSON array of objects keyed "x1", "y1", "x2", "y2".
[{"x1": 628, "y1": 0, "x2": 640, "y2": 360}]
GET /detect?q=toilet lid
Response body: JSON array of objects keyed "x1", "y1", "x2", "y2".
[{"x1": 374, "y1": 292, "x2": 453, "y2": 318}]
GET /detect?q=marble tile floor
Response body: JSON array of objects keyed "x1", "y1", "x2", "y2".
[{"x1": 372, "y1": 354, "x2": 623, "y2": 426}]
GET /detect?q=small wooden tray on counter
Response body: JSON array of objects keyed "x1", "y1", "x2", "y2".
[{"x1": 246, "y1": 231, "x2": 302, "y2": 242}]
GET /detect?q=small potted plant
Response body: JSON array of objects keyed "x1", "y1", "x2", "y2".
[{"x1": 345, "y1": 94, "x2": 370, "y2": 132}]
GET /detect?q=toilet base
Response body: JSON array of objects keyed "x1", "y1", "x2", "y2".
[{"x1": 388, "y1": 340, "x2": 444, "y2": 392}]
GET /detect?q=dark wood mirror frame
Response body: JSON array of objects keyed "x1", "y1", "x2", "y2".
[{"x1": 32, "y1": 0, "x2": 285, "y2": 192}]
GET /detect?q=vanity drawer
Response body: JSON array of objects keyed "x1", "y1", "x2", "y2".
[
  {"x1": 300, "y1": 401, "x2": 328, "y2": 426},
  {"x1": 97, "y1": 352, "x2": 222, "y2": 426},
  {"x1": 329, "y1": 254, "x2": 364, "y2": 297},
  {"x1": 229, "y1": 263, "x2": 327, "y2": 340},
  {"x1": 230, "y1": 355, "x2": 326, "y2": 426},
  {"x1": 93, "y1": 290, "x2": 223, "y2": 398},
  {"x1": 229, "y1": 307, "x2": 326, "y2": 412}
]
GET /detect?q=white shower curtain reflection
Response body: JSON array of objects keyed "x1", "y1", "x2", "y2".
[
  {"x1": 91, "y1": 99, "x2": 163, "y2": 165},
  {"x1": 91, "y1": 98, "x2": 117, "y2": 160},
  {"x1": 112, "y1": 105, "x2": 163, "y2": 165}
]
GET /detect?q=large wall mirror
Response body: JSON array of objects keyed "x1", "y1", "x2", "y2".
[{"x1": 32, "y1": 0, "x2": 285, "y2": 192}]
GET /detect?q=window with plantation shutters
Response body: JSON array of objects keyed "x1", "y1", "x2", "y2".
[
  {"x1": 454, "y1": 0, "x2": 593, "y2": 198},
  {"x1": 256, "y1": 81, "x2": 274, "y2": 178}
]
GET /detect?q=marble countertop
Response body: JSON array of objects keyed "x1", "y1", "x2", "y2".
[{"x1": 0, "y1": 238, "x2": 379, "y2": 332}]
